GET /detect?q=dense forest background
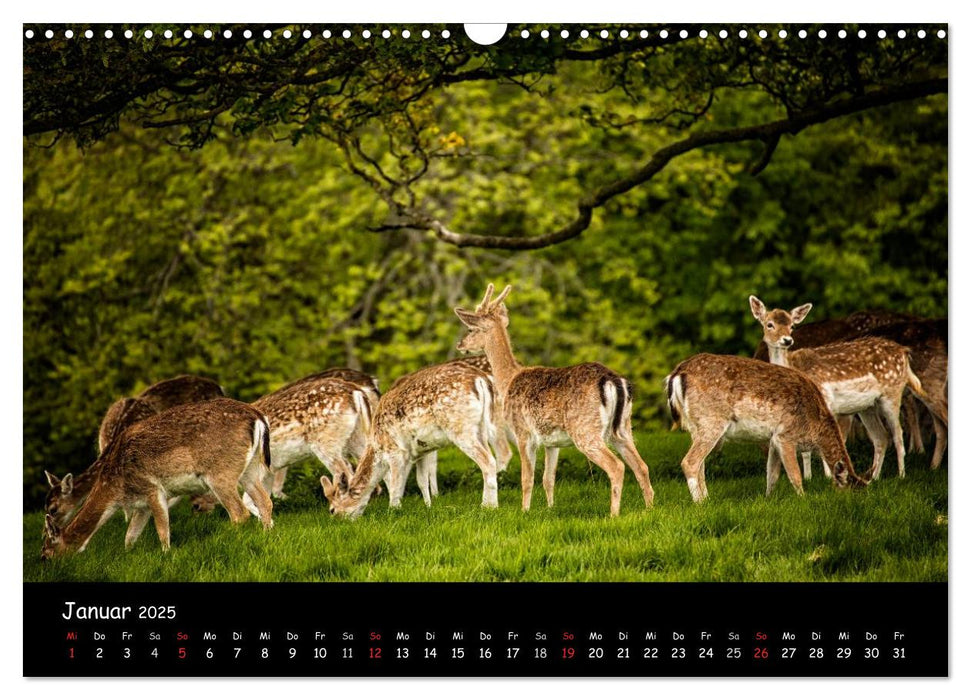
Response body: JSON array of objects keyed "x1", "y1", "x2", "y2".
[{"x1": 23, "y1": 26, "x2": 947, "y2": 505}]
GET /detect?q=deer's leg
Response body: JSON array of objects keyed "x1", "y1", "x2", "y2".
[
  {"x1": 902, "y1": 396, "x2": 925, "y2": 454},
  {"x1": 453, "y1": 436, "x2": 499, "y2": 509},
  {"x1": 680, "y1": 426, "x2": 724, "y2": 503},
  {"x1": 516, "y1": 437, "x2": 537, "y2": 512},
  {"x1": 877, "y1": 397, "x2": 906, "y2": 478},
  {"x1": 542, "y1": 447, "x2": 560, "y2": 507},
  {"x1": 414, "y1": 453, "x2": 436, "y2": 507},
  {"x1": 858, "y1": 407, "x2": 890, "y2": 480},
  {"x1": 931, "y1": 415, "x2": 947, "y2": 469},
  {"x1": 573, "y1": 436, "x2": 627, "y2": 516},
  {"x1": 205, "y1": 476, "x2": 251, "y2": 525},
  {"x1": 240, "y1": 467, "x2": 274, "y2": 530},
  {"x1": 801, "y1": 451, "x2": 813, "y2": 481},
  {"x1": 425, "y1": 451, "x2": 439, "y2": 498},
  {"x1": 610, "y1": 426, "x2": 655, "y2": 508},
  {"x1": 766, "y1": 446, "x2": 783, "y2": 496},
  {"x1": 124, "y1": 508, "x2": 153, "y2": 549},
  {"x1": 492, "y1": 426, "x2": 514, "y2": 473},
  {"x1": 146, "y1": 489, "x2": 172, "y2": 551},
  {"x1": 771, "y1": 437, "x2": 804, "y2": 496},
  {"x1": 270, "y1": 467, "x2": 288, "y2": 499}
]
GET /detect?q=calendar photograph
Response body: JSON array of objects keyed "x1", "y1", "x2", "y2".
[{"x1": 23, "y1": 23, "x2": 947, "y2": 600}]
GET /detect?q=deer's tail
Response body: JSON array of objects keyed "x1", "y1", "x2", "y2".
[{"x1": 665, "y1": 369, "x2": 686, "y2": 431}]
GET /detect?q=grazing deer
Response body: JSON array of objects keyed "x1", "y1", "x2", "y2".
[
  {"x1": 50, "y1": 376, "x2": 228, "y2": 529},
  {"x1": 98, "y1": 397, "x2": 157, "y2": 454},
  {"x1": 452, "y1": 284, "x2": 654, "y2": 517},
  {"x1": 665, "y1": 354, "x2": 861, "y2": 500},
  {"x1": 136, "y1": 374, "x2": 225, "y2": 412},
  {"x1": 98, "y1": 375, "x2": 225, "y2": 455},
  {"x1": 41, "y1": 399, "x2": 273, "y2": 559},
  {"x1": 380, "y1": 356, "x2": 514, "y2": 505},
  {"x1": 45, "y1": 399, "x2": 159, "y2": 530},
  {"x1": 321, "y1": 360, "x2": 500, "y2": 518},
  {"x1": 750, "y1": 296, "x2": 924, "y2": 480},
  {"x1": 252, "y1": 375, "x2": 374, "y2": 500},
  {"x1": 258, "y1": 369, "x2": 380, "y2": 499},
  {"x1": 848, "y1": 319, "x2": 948, "y2": 469}
]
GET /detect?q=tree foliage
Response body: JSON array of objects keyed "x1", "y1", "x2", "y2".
[{"x1": 23, "y1": 25, "x2": 947, "y2": 504}]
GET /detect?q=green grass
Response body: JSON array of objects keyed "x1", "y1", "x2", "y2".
[{"x1": 23, "y1": 432, "x2": 948, "y2": 582}]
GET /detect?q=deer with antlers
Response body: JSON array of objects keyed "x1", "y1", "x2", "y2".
[
  {"x1": 452, "y1": 284, "x2": 654, "y2": 517},
  {"x1": 665, "y1": 354, "x2": 861, "y2": 500},
  {"x1": 750, "y1": 296, "x2": 925, "y2": 480},
  {"x1": 321, "y1": 359, "x2": 501, "y2": 518},
  {"x1": 41, "y1": 398, "x2": 273, "y2": 559}
]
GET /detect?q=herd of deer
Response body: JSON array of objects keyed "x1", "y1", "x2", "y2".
[{"x1": 39, "y1": 285, "x2": 948, "y2": 560}]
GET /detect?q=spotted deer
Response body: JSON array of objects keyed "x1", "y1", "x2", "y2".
[
  {"x1": 40, "y1": 398, "x2": 273, "y2": 559},
  {"x1": 847, "y1": 319, "x2": 948, "y2": 469},
  {"x1": 136, "y1": 374, "x2": 225, "y2": 412},
  {"x1": 46, "y1": 398, "x2": 157, "y2": 530},
  {"x1": 451, "y1": 355, "x2": 515, "y2": 473},
  {"x1": 258, "y1": 369, "x2": 380, "y2": 499},
  {"x1": 48, "y1": 376, "x2": 227, "y2": 529},
  {"x1": 665, "y1": 354, "x2": 862, "y2": 500},
  {"x1": 452, "y1": 284, "x2": 654, "y2": 517},
  {"x1": 252, "y1": 375, "x2": 374, "y2": 500},
  {"x1": 382, "y1": 356, "x2": 514, "y2": 505},
  {"x1": 750, "y1": 296, "x2": 925, "y2": 480},
  {"x1": 321, "y1": 360, "x2": 500, "y2": 518}
]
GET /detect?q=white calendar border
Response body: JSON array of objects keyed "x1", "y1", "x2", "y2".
[{"x1": 2, "y1": 0, "x2": 963, "y2": 697}]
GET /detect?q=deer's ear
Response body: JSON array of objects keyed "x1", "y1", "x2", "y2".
[
  {"x1": 45, "y1": 470, "x2": 59, "y2": 488},
  {"x1": 320, "y1": 475, "x2": 333, "y2": 497},
  {"x1": 337, "y1": 471, "x2": 350, "y2": 493},
  {"x1": 61, "y1": 473, "x2": 74, "y2": 496},
  {"x1": 454, "y1": 308, "x2": 483, "y2": 329},
  {"x1": 44, "y1": 513, "x2": 59, "y2": 535},
  {"x1": 749, "y1": 295, "x2": 767, "y2": 322},
  {"x1": 790, "y1": 303, "x2": 813, "y2": 325}
]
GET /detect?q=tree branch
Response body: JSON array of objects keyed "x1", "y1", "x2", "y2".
[{"x1": 387, "y1": 77, "x2": 946, "y2": 250}]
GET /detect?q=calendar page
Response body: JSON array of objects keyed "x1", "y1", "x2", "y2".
[{"x1": 22, "y1": 22, "x2": 948, "y2": 677}]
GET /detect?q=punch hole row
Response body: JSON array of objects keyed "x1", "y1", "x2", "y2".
[{"x1": 23, "y1": 26, "x2": 948, "y2": 41}]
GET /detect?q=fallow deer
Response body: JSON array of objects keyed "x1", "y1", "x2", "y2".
[
  {"x1": 665, "y1": 353, "x2": 860, "y2": 500},
  {"x1": 752, "y1": 310, "x2": 917, "y2": 362},
  {"x1": 847, "y1": 319, "x2": 948, "y2": 469},
  {"x1": 258, "y1": 369, "x2": 380, "y2": 499},
  {"x1": 252, "y1": 375, "x2": 374, "y2": 500},
  {"x1": 452, "y1": 284, "x2": 654, "y2": 517},
  {"x1": 381, "y1": 356, "x2": 515, "y2": 505},
  {"x1": 450, "y1": 355, "x2": 515, "y2": 473},
  {"x1": 321, "y1": 360, "x2": 500, "y2": 518},
  {"x1": 136, "y1": 374, "x2": 225, "y2": 412},
  {"x1": 48, "y1": 376, "x2": 227, "y2": 529},
  {"x1": 750, "y1": 296, "x2": 925, "y2": 480},
  {"x1": 97, "y1": 375, "x2": 225, "y2": 455},
  {"x1": 46, "y1": 399, "x2": 157, "y2": 530},
  {"x1": 98, "y1": 397, "x2": 158, "y2": 454},
  {"x1": 41, "y1": 398, "x2": 273, "y2": 559}
]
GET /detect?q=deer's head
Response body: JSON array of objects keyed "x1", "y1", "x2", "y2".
[
  {"x1": 40, "y1": 513, "x2": 66, "y2": 561},
  {"x1": 749, "y1": 295, "x2": 813, "y2": 350},
  {"x1": 44, "y1": 471, "x2": 79, "y2": 528},
  {"x1": 320, "y1": 462, "x2": 370, "y2": 520},
  {"x1": 454, "y1": 283, "x2": 512, "y2": 353}
]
